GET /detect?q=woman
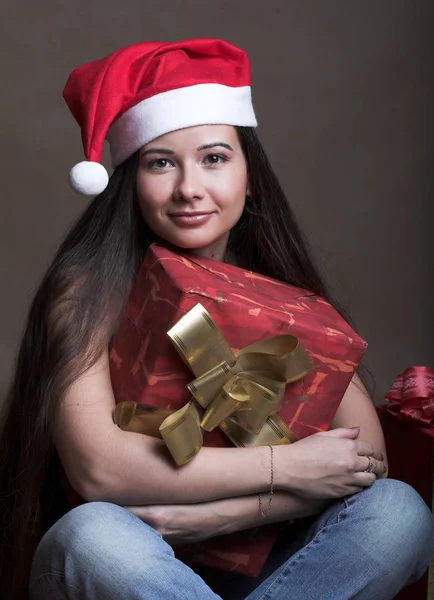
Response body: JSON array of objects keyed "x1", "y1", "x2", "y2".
[{"x1": 0, "y1": 39, "x2": 432, "y2": 600}]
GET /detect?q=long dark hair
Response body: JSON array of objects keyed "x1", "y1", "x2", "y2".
[{"x1": 0, "y1": 127, "x2": 347, "y2": 599}]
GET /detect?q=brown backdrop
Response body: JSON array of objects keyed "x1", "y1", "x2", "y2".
[{"x1": 1, "y1": 0, "x2": 433, "y2": 405}]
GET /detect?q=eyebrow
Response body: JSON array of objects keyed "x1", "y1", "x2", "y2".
[
  {"x1": 140, "y1": 141, "x2": 234, "y2": 156},
  {"x1": 196, "y1": 142, "x2": 234, "y2": 152},
  {"x1": 140, "y1": 147, "x2": 175, "y2": 156}
]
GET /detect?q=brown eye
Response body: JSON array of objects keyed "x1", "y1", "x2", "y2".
[
  {"x1": 203, "y1": 154, "x2": 227, "y2": 165},
  {"x1": 148, "y1": 158, "x2": 173, "y2": 169}
]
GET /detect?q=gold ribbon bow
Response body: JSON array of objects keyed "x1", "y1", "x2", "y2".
[{"x1": 114, "y1": 303, "x2": 312, "y2": 465}]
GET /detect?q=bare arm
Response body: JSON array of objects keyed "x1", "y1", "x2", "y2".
[
  {"x1": 126, "y1": 493, "x2": 330, "y2": 544},
  {"x1": 55, "y1": 353, "x2": 385, "y2": 506},
  {"x1": 123, "y1": 373, "x2": 385, "y2": 541},
  {"x1": 54, "y1": 351, "x2": 274, "y2": 504},
  {"x1": 331, "y1": 372, "x2": 388, "y2": 476}
]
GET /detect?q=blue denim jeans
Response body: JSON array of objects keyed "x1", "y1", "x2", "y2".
[{"x1": 30, "y1": 479, "x2": 434, "y2": 600}]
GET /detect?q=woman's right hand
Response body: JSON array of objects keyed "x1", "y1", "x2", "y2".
[{"x1": 276, "y1": 426, "x2": 386, "y2": 499}]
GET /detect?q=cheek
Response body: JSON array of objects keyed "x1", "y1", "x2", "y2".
[
  {"x1": 136, "y1": 175, "x2": 169, "y2": 218},
  {"x1": 219, "y1": 168, "x2": 247, "y2": 213}
]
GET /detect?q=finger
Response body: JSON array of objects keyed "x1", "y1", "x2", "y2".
[
  {"x1": 124, "y1": 505, "x2": 154, "y2": 520},
  {"x1": 124, "y1": 506, "x2": 146, "y2": 522},
  {"x1": 353, "y1": 471, "x2": 377, "y2": 488},
  {"x1": 356, "y1": 456, "x2": 384, "y2": 478},
  {"x1": 346, "y1": 485, "x2": 365, "y2": 496},
  {"x1": 356, "y1": 442, "x2": 384, "y2": 462},
  {"x1": 318, "y1": 427, "x2": 360, "y2": 439},
  {"x1": 124, "y1": 505, "x2": 139, "y2": 515}
]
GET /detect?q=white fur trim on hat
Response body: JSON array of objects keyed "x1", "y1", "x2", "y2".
[
  {"x1": 69, "y1": 161, "x2": 109, "y2": 196},
  {"x1": 107, "y1": 83, "x2": 257, "y2": 167}
]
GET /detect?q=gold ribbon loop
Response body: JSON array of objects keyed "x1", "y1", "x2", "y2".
[
  {"x1": 168, "y1": 303, "x2": 237, "y2": 377},
  {"x1": 200, "y1": 376, "x2": 251, "y2": 431},
  {"x1": 221, "y1": 413, "x2": 298, "y2": 448},
  {"x1": 230, "y1": 375, "x2": 286, "y2": 435},
  {"x1": 114, "y1": 303, "x2": 312, "y2": 465},
  {"x1": 114, "y1": 401, "x2": 173, "y2": 438},
  {"x1": 159, "y1": 400, "x2": 204, "y2": 466}
]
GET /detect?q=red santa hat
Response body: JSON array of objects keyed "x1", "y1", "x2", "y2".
[{"x1": 63, "y1": 38, "x2": 257, "y2": 196}]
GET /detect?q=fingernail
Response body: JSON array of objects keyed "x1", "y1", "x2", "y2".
[{"x1": 350, "y1": 426, "x2": 360, "y2": 430}]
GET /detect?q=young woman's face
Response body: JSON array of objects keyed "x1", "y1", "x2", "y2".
[{"x1": 136, "y1": 125, "x2": 248, "y2": 259}]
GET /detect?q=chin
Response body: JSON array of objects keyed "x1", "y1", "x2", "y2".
[{"x1": 167, "y1": 236, "x2": 218, "y2": 251}]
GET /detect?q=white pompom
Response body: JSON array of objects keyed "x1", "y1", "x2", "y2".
[{"x1": 69, "y1": 161, "x2": 109, "y2": 196}]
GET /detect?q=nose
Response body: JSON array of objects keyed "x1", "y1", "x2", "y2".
[{"x1": 173, "y1": 162, "x2": 205, "y2": 202}]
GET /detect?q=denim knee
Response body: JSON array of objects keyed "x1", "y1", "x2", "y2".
[
  {"x1": 30, "y1": 502, "x2": 219, "y2": 600},
  {"x1": 348, "y1": 479, "x2": 434, "y2": 580},
  {"x1": 35, "y1": 501, "x2": 172, "y2": 562},
  {"x1": 30, "y1": 502, "x2": 173, "y2": 595}
]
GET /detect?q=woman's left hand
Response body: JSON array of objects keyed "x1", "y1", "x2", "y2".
[{"x1": 124, "y1": 502, "x2": 222, "y2": 544}]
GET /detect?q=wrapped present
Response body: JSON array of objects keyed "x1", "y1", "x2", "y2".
[
  {"x1": 109, "y1": 243, "x2": 367, "y2": 576},
  {"x1": 377, "y1": 367, "x2": 434, "y2": 600}
]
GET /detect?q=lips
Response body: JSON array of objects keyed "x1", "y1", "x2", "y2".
[
  {"x1": 168, "y1": 211, "x2": 215, "y2": 227},
  {"x1": 168, "y1": 211, "x2": 214, "y2": 217}
]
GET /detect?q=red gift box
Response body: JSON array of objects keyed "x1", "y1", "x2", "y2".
[
  {"x1": 109, "y1": 243, "x2": 367, "y2": 576},
  {"x1": 377, "y1": 367, "x2": 434, "y2": 600}
]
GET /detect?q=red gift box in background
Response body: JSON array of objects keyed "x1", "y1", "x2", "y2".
[
  {"x1": 377, "y1": 367, "x2": 434, "y2": 600},
  {"x1": 109, "y1": 244, "x2": 367, "y2": 576}
]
